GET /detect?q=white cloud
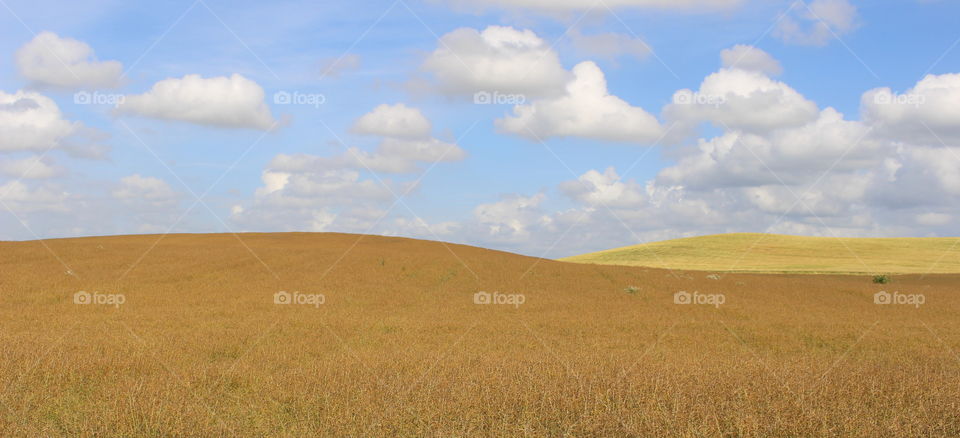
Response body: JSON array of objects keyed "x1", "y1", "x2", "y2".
[
  {"x1": 15, "y1": 31, "x2": 122, "y2": 90},
  {"x1": 775, "y1": 0, "x2": 859, "y2": 46},
  {"x1": 473, "y1": 193, "x2": 549, "y2": 239},
  {"x1": 743, "y1": 175, "x2": 870, "y2": 217},
  {"x1": 464, "y1": 57, "x2": 960, "y2": 257},
  {"x1": 116, "y1": 74, "x2": 277, "y2": 130},
  {"x1": 659, "y1": 108, "x2": 880, "y2": 189},
  {"x1": 0, "y1": 156, "x2": 63, "y2": 179},
  {"x1": 569, "y1": 30, "x2": 651, "y2": 61},
  {"x1": 559, "y1": 167, "x2": 646, "y2": 208},
  {"x1": 232, "y1": 103, "x2": 465, "y2": 232},
  {"x1": 862, "y1": 73, "x2": 960, "y2": 144},
  {"x1": 905, "y1": 147, "x2": 960, "y2": 196},
  {"x1": 0, "y1": 90, "x2": 85, "y2": 153},
  {"x1": 0, "y1": 181, "x2": 69, "y2": 213},
  {"x1": 231, "y1": 168, "x2": 404, "y2": 232},
  {"x1": 272, "y1": 104, "x2": 466, "y2": 174},
  {"x1": 112, "y1": 174, "x2": 179, "y2": 207},
  {"x1": 255, "y1": 169, "x2": 398, "y2": 202},
  {"x1": 720, "y1": 45, "x2": 782, "y2": 76},
  {"x1": 351, "y1": 103, "x2": 432, "y2": 139},
  {"x1": 664, "y1": 67, "x2": 819, "y2": 134},
  {"x1": 422, "y1": 26, "x2": 570, "y2": 98},
  {"x1": 496, "y1": 61, "x2": 663, "y2": 143}
]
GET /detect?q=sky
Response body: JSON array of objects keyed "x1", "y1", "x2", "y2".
[{"x1": 0, "y1": 0, "x2": 958, "y2": 258}]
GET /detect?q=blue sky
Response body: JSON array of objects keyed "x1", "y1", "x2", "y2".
[{"x1": 1, "y1": 0, "x2": 959, "y2": 257}]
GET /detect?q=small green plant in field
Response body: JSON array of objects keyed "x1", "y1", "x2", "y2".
[
  {"x1": 624, "y1": 286, "x2": 640, "y2": 295},
  {"x1": 873, "y1": 274, "x2": 891, "y2": 284}
]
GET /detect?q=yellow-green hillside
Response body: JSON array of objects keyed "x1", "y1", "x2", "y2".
[{"x1": 561, "y1": 233, "x2": 960, "y2": 274}]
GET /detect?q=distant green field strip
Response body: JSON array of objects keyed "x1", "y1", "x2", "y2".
[{"x1": 561, "y1": 233, "x2": 960, "y2": 274}]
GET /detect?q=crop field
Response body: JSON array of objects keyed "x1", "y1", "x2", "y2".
[
  {"x1": 562, "y1": 233, "x2": 960, "y2": 274},
  {"x1": 1, "y1": 233, "x2": 959, "y2": 437}
]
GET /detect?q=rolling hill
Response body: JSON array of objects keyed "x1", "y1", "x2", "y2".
[
  {"x1": 1, "y1": 233, "x2": 959, "y2": 436},
  {"x1": 560, "y1": 232, "x2": 960, "y2": 274}
]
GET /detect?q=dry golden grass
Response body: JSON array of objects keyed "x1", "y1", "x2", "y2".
[
  {"x1": 1, "y1": 232, "x2": 959, "y2": 437},
  {"x1": 562, "y1": 232, "x2": 960, "y2": 274}
]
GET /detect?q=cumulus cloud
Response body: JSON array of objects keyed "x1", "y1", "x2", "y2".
[
  {"x1": 0, "y1": 156, "x2": 64, "y2": 179},
  {"x1": 862, "y1": 73, "x2": 960, "y2": 144},
  {"x1": 664, "y1": 67, "x2": 819, "y2": 134},
  {"x1": 274, "y1": 104, "x2": 466, "y2": 174},
  {"x1": 496, "y1": 61, "x2": 663, "y2": 143},
  {"x1": 904, "y1": 147, "x2": 960, "y2": 196},
  {"x1": 232, "y1": 104, "x2": 464, "y2": 232},
  {"x1": 559, "y1": 167, "x2": 646, "y2": 208},
  {"x1": 116, "y1": 74, "x2": 277, "y2": 130},
  {"x1": 720, "y1": 45, "x2": 782, "y2": 75},
  {"x1": 422, "y1": 26, "x2": 570, "y2": 98},
  {"x1": 351, "y1": 103, "x2": 432, "y2": 140},
  {"x1": 0, "y1": 90, "x2": 88, "y2": 153},
  {"x1": 0, "y1": 181, "x2": 69, "y2": 213},
  {"x1": 457, "y1": 52, "x2": 960, "y2": 257},
  {"x1": 15, "y1": 31, "x2": 122, "y2": 90},
  {"x1": 775, "y1": 0, "x2": 859, "y2": 46},
  {"x1": 112, "y1": 174, "x2": 180, "y2": 207},
  {"x1": 659, "y1": 108, "x2": 880, "y2": 189},
  {"x1": 473, "y1": 193, "x2": 550, "y2": 239},
  {"x1": 231, "y1": 168, "x2": 403, "y2": 232}
]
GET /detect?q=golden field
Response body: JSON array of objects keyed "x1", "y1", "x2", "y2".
[
  {"x1": 562, "y1": 232, "x2": 960, "y2": 274},
  {"x1": 1, "y1": 233, "x2": 959, "y2": 437}
]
